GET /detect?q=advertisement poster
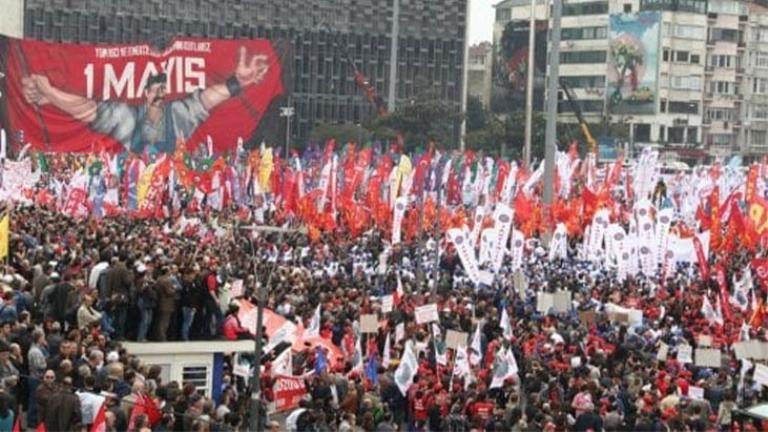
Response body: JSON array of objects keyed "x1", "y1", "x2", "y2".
[
  {"x1": 0, "y1": 36, "x2": 289, "y2": 154},
  {"x1": 491, "y1": 20, "x2": 548, "y2": 114},
  {"x1": 606, "y1": 11, "x2": 660, "y2": 115}
]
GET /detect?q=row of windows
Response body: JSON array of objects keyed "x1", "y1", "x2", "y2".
[
  {"x1": 710, "y1": 81, "x2": 740, "y2": 94},
  {"x1": 562, "y1": 1, "x2": 609, "y2": 16},
  {"x1": 560, "y1": 75, "x2": 606, "y2": 89},
  {"x1": 709, "y1": 28, "x2": 742, "y2": 43},
  {"x1": 706, "y1": 108, "x2": 737, "y2": 121},
  {"x1": 561, "y1": 26, "x2": 608, "y2": 41},
  {"x1": 662, "y1": 49, "x2": 701, "y2": 64},
  {"x1": 560, "y1": 50, "x2": 607, "y2": 64},
  {"x1": 752, "y1": 104, "x2": 768, "y2": 119},
  {"x1": 662, "y1": 23, "x2": 706, "y2": 40},
  {"x1": 639, "y1": 0, "x2": 707, "y2": 14},
  {"x1": 660, "y1": 100, "x2": 699, "y2": 114}
]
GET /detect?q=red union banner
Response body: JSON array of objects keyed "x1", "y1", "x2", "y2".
[
  {"x1": 0, "y1": 36, "x2": 285, "y2": 154},
  {"x1": 272, "y1": 375, "x2": 307, "y2": 413}
]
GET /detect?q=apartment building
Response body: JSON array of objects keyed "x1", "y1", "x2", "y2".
[{"x1": 494, "y1": 0, "x2": 768, "y2": 162}]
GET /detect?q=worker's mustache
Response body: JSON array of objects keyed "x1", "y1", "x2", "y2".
[{"x1": 152, "y1": 96, "x2": 164, "y2": 104}]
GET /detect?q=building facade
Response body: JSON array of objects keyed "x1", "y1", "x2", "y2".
[
  {"x1": 494, "y1": 0, "x2": 768, "y2": 162},
  {"x1": 468, "y1": 42, "x2": 493, "y2": 108},
  {"x1": 20, "y1": 0, "x2": 468, "y2": 145}
]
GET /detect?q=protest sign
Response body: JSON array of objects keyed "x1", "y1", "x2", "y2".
[
  {"x1": 445, "y1": 330, "x2": 468, "y2": 350},
  {"x1": 415, "y1": 304, "x2": 439, "y2": 324},
  {"x1": 272, "y1": 375, "x2": 308, "y2": 413},
  {"x1": 536, "y1": 293, "x2": 554, "y2": 313},
  {"x1": 381, "y1": 295, "x2": 394, "y2": 314},
  {"x1": 553, "y1": 291, "x2": 572, "y2": 313},
  {"x1": 656, "y1": 343, "x2": 668, "y2": 361},
  {"x1": 755, "y1": 363, "x2": 768, "y2": 388},
  {"x1": 360, "y1": 314, "x2": 379, "y2": 333},
  {"x1": 695, "y1": 348, "x2": 721, "y2": 368},
  {"x1": 677, "y1": 345, "x2": 693, "y2": 364}
]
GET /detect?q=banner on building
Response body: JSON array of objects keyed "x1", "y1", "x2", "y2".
[
  {"x1": 606, "y1": 11, "x2": 660, "y2": 115},
  {"x1": 0, "y1": 36, "x2": 290, "y2": 154},
  {"x1": 491, "y1": 20, "x2": 548, "y2": 114}
]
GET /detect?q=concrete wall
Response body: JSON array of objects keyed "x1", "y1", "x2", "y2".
[{"x1": 0, "y1": 0, "x2": 23, "y2": 38}]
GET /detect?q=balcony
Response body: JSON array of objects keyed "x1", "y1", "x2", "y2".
[{"x1": 708, "y1": 12, "x2": 718, "y2": 20}]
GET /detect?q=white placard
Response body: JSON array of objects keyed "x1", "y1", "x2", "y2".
[
  {"x1": 381, "y1": 295, "x2": 394, "y2": 314},
  {"x1": 689, "y1": 385, "x2": 705, "y2": 400},
  {"x1": 755, "y1": 363, "x2": 768, "y2": 388},
  {"x1": 657, "y1": 343, "x2": 669, "y2": 361},
  {"x1": 677, "y1": 345, "x2": 693, "y2": 364},
  {"x1": 395, "y1": 322, "x2": 405, "y2": 342},
  {"x1": 230, "y1": 279, "x2": 244, "y2": 297},
  {"x1": 415, "y1": 303, "x2": 440, "y2": 324},
  {"x1": 695, "y1": 348, "x2": 721, "y2": 368},
  {"x1": 536, "y1": 293, "x2": 554, "y2": 313}
]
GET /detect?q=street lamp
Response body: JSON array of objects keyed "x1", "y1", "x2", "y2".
[
  {"x1": 237, "y1": 224, "x2": 306, "y2": 432},
  {"x1": 280, "y1": 97, "x2": 295, "y2": 158}
]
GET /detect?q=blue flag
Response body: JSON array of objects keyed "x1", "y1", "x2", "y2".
[
  {"x1": 314, "y1": 346, "x2": 328, "y2": 375},
  {"x1": 365, "y1": 355, "x2": 378, "y2": 384}
]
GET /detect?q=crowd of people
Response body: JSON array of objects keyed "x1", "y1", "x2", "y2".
[
  {"x1": 0, "y1": 139, "x2": 761, "y2": 432},
  {"x1": 0, "y1": 195, "x2": 764, "y2": 432}
]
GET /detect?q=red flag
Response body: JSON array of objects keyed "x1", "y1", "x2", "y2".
[
  {"x1": 710, "y1": 187, "x2": 722, "y2": 252},
  {"x1": 693, "y1": 234, "x2": 710, "y2": 280},
  {"x1": 11, "y1": 415, "x2": 20, "y2": 432},
  {"x1": 91, "y1": 402, "x2": 107, "y2": 432},
  {"x1": 36, "y1": 422, "x2": 47, "y2": 432},
  {"x1": 715, "y1": 265, "x2": 734, "y2": 322},
  {"x1": 142, "y1": 394, "x2": 162, "y2": 426},
  {"x1": 752, "y1": 258, "x2": 768, "y2": 289},
  {"x1": 127, "y1": 393, "x2": 161, "y2": 429}
]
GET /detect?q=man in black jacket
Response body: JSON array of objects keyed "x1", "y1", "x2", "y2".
[
  {"x1": 43, "y1": 376, "x2": 82, "y2": 431},
  {"x1": 105, "y1": 252, "x2": 133, "y2": 340}
]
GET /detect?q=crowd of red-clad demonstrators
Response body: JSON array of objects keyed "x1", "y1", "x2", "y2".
[{"x1": 0, "y1": 144, "x2": 766, "y2": 432}]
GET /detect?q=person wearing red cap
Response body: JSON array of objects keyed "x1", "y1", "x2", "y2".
[{"x1": 469, "y1": 392, "x2": 495, "y2": 428}]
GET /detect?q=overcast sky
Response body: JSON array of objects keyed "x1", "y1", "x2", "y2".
[{"x1": 469, "y1": 0, "x2": 497, "y2": 44}]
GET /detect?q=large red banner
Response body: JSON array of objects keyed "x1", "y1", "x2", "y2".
[
  {"x1": 0, "y1": 36, "x2": 285, "y2": 154},
  {"x1": 272, "y1": 375, "x2": 307, "y2": 413}
]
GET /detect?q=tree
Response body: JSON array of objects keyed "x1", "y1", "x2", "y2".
[
  {"x1": 465, "y1": 111, "x2": 547, "y2": 161},
  {"x1": 371, "y1": 87, "x2": 463, "y2": 151},
  {"x1": 309, "y1": 122, "x2": 372, "y2": 145},
  {"x1": 466, "y1": 95, "x2": 488, "y2": 133}
]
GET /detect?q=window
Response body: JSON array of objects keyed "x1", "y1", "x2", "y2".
[
  {"x1": 560, "y1": 51, "x2": 607, "y2": 64},
  {"x1": 562, "y1": 1, "x2": 609, "y2": 16},
  {"x1": 706, "y1": 108, "x2": 736, "y2": 121},
  {"x1": 624, "y1": 3, "x2": 633, "y2": 12},
  {"x1": 668, "y1": 101, "x2": 699, "y2": 113},
  {"x1": 496, "y1": 7, "x2": 511, "y2": 22},
  {"x1": 560, "y1": 75, "x2": 606, "y2": 88},
  {"x1": 558, "y1": 100, "x2": 604, "y2": 113},
  {"x1": 675, "y1": 51, "x2": 689, "y2": 62},
  {"x1": 752, "y1": 130, "x2": 768, "y2": 146},
  {"x1": 660, "y1": 99, "x2": 668, "y2": 112},
  {"x1": 709, "y1": 28, "x2": 740, "y2": 43},
  {"x1": 710, "y1": 81, "x2": 734, "y2": 94},
  {"x1": 710, "y1": 134, "x2": 733, "y2": 146},
  {"x1": 673, "y1": 24, "x2": 706, "y2": 40},
  {"x1": 710, "y1": 55, "x2": 733, "y2": 68},
  {"x1": 640, "y1": 0, "x2": 706, "y2": 13},
  {"x1": 754, "y1": 53, "x2": 768, "y2": 68},
  {"x1": 562, "y1": 26, "x2": 608, "y2": 41},
  {"x1": 709, "y1": 0, "x2": 747, "y2": 15},
  {"x1": 691, "y1": 54, "x2": 701, "y2": 64},
  {"x1": 755, "y1": 27, "x2": 768, "y2": 42},
  {"x1": 671, "y1": 76, "x2": 702, "y2": 90},
  {"x1": 753, "y1": 104, "x2": 768, "y2": 119},
  {"x1": 182, "y1": 366, "x2": 211, "y2": 396},
  {"x1": 755, "y1": 78, "x2": 768, "y2": 94},
  {"x1": 663, "y1": 49, "x2": 670, "y2": 62}
]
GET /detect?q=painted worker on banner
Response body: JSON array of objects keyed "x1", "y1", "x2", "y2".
[{"x1": 20, "y1": 47, "x2": 269, "y2": 154}]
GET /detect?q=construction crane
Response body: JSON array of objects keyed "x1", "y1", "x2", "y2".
[
  {"x1": 558, "y1": 78, "x2": 598, "y2": 155},
  {"x1": 321, "y1": 24, "x2": 388, "y2": 117}
]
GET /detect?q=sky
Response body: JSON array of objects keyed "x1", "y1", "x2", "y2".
[{"x1": 469, "y1": 0, "x2": 497, "y2": 44}]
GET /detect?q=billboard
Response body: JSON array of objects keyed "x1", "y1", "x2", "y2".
[
  {"x1": 491, "y1": 20, "x2": 548, "y2": 114},
  {"x1": 606, "y1": 12, "x2": 660, "y2": 115},
  {"x1": 0, "y1": 36, "x2": 290, "y2": 154}
]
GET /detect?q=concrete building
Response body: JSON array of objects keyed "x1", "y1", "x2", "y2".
[
  {"x1": 19, "y1": 0, "x2": 468, "y2": 144},
  {"x1": 494, "y1": 0, "x2": 768, "y2": 162},
  {"x1": 468, "y1": 42, "x2": 493, "y2": 108}
]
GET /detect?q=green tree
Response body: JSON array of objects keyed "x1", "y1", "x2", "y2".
[
  {"x1": 466, "y1": 111, "x2": 547, "y2": 161},
  {"x1": 309, "y1": 122, "x2": 372, "y2": 145},
  {"x1": 372, "y1": 88, "x2": 463, "y2": 151},
  {"x1": 466, "y1": 95, "x2": 488, "y2": 133}
]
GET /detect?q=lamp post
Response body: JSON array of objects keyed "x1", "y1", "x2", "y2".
[
  {"x1": 280, "y1": 98, "x2": 294, "y2": 159},
  {"x1": 237, "y1": 224, "x2": 306, "y2": 432}
]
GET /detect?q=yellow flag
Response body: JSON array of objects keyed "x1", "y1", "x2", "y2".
[
  {"x1": 136, "y1": 163, "x2": 156, "y2": 207},
  {"x1": 0, "y1": 214, "x2": 9, "y2": 261},
  {"x1": 259, "y1": 148, "x2": 274, "y2": 193}
]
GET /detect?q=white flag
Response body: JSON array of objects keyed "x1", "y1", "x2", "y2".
[
  {"x1": 394, "y1": 341, "x2": 418, "y2": 396},
  {"x1": 352, "y1": 334, "x2": 364, "y2": 372},
  {"x1": 489, "y1": 348, "x2": 519, "y2": 389},
  {"x1": 305, "y1": 304, "x2": 322, "y2": 337},
  {"x1": 701, "y1": 296, "x2": 722, "y2": 326},
  {"x1": 500, "y1": 308, "x2": 513, "y2": 340},
  {"x1": 383, "y1": 333, "x2": 392, "y2": 368},
  {"x1": 469, "y1": 323, "x2": 483, "y2": 366},
  {"x1": 272, "y1": 348, "x2": 293, "y2": 376},
  {"x1": 395, "y1": 322, "x2": 405, "y2": 342},
  {"x1": 432, "y1": 323, "x2": 447, "y2": 366},
  {"x1": 453, "y1": 345, "x2": 473, "y2": 390}
]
